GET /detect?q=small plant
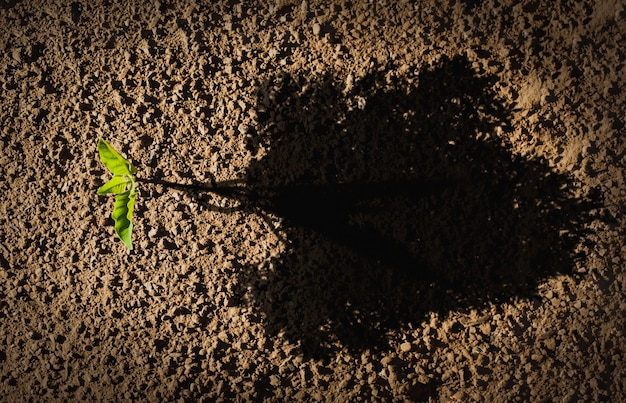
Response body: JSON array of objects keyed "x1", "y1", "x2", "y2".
[{"x1": 96, "y1": 138, "x2": 137, "y2": 250}]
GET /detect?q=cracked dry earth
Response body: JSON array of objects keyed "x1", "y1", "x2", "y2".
[{"x1": 1, "y1": 0, "x2": 626, "y2": 401}]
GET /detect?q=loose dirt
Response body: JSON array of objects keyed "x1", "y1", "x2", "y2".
[{"x1": 1, "y1": 0, "x2": 625, "y2": 401}]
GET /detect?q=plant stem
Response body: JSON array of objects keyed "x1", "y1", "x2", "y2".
[{"x1": 135, "y1": 177, "x2": 247, "y2": 197}]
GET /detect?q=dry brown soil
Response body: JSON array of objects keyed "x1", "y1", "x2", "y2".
[{"x1": 1, "y1": 0, "x2": 625, "y2": 401}]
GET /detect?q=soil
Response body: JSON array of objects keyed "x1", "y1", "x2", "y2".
[{"x1": 1, "y1": 0, "x2": 625, "y2": 401}]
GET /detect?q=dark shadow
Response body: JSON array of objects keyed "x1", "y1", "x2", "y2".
[
  {"x1": 143, "y1": 55, "x2": 602, "y2": 359},
  {"x1": 215, "y1": 55, "x2": 603, "y2": 359}
]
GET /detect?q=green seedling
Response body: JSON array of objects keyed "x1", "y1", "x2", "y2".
[{"x1": 96, "y1": 138, "x2": 137, "y2": 250}]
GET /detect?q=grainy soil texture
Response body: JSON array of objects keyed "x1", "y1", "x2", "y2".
[{"x1": 1, "y1": 0, "x2": 626, "y2": 401}]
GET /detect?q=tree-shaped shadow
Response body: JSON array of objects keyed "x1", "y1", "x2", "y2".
[{"x1": 232, "y1": 55, "x2": 599, "y2": 359}]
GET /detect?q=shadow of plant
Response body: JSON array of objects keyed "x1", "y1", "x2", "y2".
[{"x1": 221, "y1": 55, "x2": 600, "y2": 359}]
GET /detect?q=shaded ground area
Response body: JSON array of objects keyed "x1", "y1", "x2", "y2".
[{"x1": 235, "y1": 56, "x2": 602, "y2": 357}]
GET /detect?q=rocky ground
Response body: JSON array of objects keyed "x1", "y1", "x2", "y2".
[{"x1": 1, "y1": 0, "x2": 625, "y2": 401}]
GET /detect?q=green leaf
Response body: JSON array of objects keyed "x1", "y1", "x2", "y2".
[
  {"x1": 111, "y1": 187, "x2": 136, "y2": 250},
  {"x1": 97, "y1": 138, "x2": 137, "y2": 176},
  {"x1": 97, "y1": 175, "x2": 131, "y2": 195},
  {"x1": 97, "y1": 138, "x2": 138, "y2": 250}
]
